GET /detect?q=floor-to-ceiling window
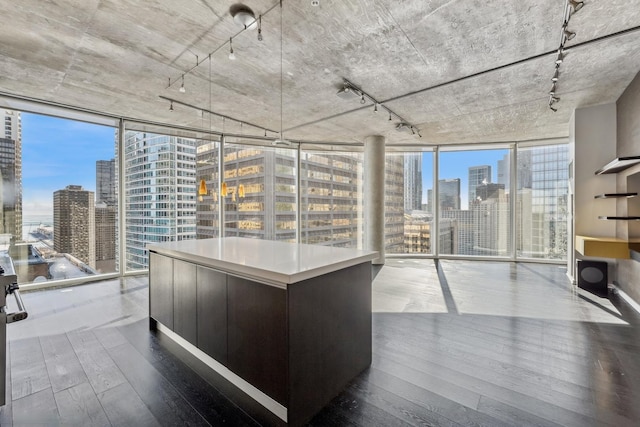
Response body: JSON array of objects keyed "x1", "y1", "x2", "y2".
[
  {"x1": 438, "y1": 146, "x2": 512, "y2": 257},
  {"x1": 517, "y1": 143, "x2": 569, "y2": 260},
  {"x1": 121, "y1": 127, "x2": 197, "y2": 272},
  {"x1": 4, "y1": 110, "x2": 119, "y2": 284},
  {"x1": 385, "y1": 150, "x2": 434, "y2": 255},
  {"x1": 221, "y1": 139, "x2": 297, "y2": 242},
  {"x1": 300, "y1": 148, "x2": 363, "y2": 248}
]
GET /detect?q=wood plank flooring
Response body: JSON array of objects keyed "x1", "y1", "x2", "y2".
[{"x1": 1, "y1": 260, "x2": 639, "y2": 426}]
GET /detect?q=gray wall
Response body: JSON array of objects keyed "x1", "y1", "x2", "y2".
[{"x1": 616, "y1": 70, "x2": 640, "y2": 304}]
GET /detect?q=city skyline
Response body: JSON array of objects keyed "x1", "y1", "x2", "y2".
[{"x1": 21, "y1": 113, "x2": 114, "y2": 220}]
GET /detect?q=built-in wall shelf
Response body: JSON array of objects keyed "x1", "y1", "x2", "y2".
[
  {"x1": 595, "y1": 193, "x2": 638, "y2": 199},
  {"x1": 598, "y1": 216, "x2": 640, "y2": 220},
  {"x1": 576, "y1": 235, "x2": 640, "y2": 259},
  {"x1": 595, "y1": 156, "x2": 640, "y2": 175}
]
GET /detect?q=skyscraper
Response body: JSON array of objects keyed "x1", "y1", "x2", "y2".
[
  {"x1": 403, "y1": 153, "x2": 422, "y2": 211},
  {"x1": 439, "y1": 178, "x2": 461, "y2": 211},
  {"x1": 120, "y1": 131, "x2": 196, "y2": 270},
  {"x1": 468, "y1": 165, "x2": 491, "y2": 205},
  {"x1": 0, "y1": 109, "x2": 22, "y2": 241},
  {"x1": 96, "y1": 159, "x2": 116, "y2": 205},
  {"x1": 53, "y1": 185, "x2": 95, "y2": 268},
  {"x1": 95, "y1": 159, "x2": 117, "y2": 272}
]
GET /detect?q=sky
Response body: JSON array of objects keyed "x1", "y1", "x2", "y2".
[
  {"x1": 421, "y1": 149, "x2": 508, "y2": 209},
  {"x1": 21, "y1": 113, "x2": 115, "y2": 221}
]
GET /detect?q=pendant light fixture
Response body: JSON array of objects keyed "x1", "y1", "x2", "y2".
[
  {"x1": 273, "y1": 0, "x2": 291, "y2": 146},
  {"x1": 198, "y1": 179, "x2": 208, "y2": 202}
]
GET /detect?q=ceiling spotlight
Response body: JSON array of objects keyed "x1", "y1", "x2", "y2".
[
  {"x1": 374, "y1": 103, "x2": 378, "y2": 113},
  {"x1": 257, "y1": 15, "x2": 263, "y2": 41},
  {"x1": 179, "y1": 75, "x2": 186, "y2": 93},
  {"x1": 169, "y1": 101, "x2": 174, "y2": 111},
  {"x1": 562, "y1": 23, "x2": 576, "y2": 41},
  {"x1": 336, "y1": 85, "x2": 355, "y2": 99},
  {"x1": 311, "y1": 0, "x2": 320, "y2": 6},
  {"x1": 555, "y1": 48, "x2": 565, "y2": 64},
  {"x1": 228, "y1": 38, "x2": 236, "y2": 60},
  {"x1": 549, "y1": 94, "x2": 560, "y2": 104},
  {"x1": 231, "y1": 5, "x2": 257, "y2": 30},
  {"x1": 551, "y1": 68, "x2": 560, "y2": 82},
  {"x1": 360, "y1": 94, "x2": 366, "y2": 104},
  {"x1": 549, "y1": 104, "x2": 558, "y2": 112},
  {"x1": 388, "y1": 113, "x2": 392, "y2": 121},
  {"x1": 568, "y1": 0, "x2": 584, "y2": 14},
  {"x1": 549, "y1": 83, "x2": 557, "y2": 95}
]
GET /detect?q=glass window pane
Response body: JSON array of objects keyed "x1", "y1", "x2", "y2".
[
  {"x1": 222, "y1": 140, "x2": 297, "y2": 242},
  {"x1": 385, "y1": 152, "x2": 434, "y2": 254},
  {"x1": 517, "y1": 144, "x2": 569, "y2": 260},
  {"x1": 4, "y1": 110, "x2": 119, "y2": 284},
  {"x1": 123, "y1": 130, "x2": 197, "y2": 271},
  {"x1": 438, "y1": 148, "x2": 512, "y2": 257},
  {"x1": 300, "y1": 150, "x2": 362, "y2": 247}
]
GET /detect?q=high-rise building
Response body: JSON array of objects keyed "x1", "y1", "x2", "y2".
[
  {"x1": 497, "y1": 151, "x2": 532, "y2": 191},
  {"x1": 53, "y1": 185, "x2": 95, "y2": 268},
  {"x1": 96, "y1": 159, "x2": 116, "y2": 205},
  {"x1": 195, "y1": 144, "x2": 370, "y2": 248},
  {"x1": 0, "y1": 109, "x2": 22, "y2": 241},
  {"x1": 120, "y1": 131, "x2": 197, "y2": 270},
  {"x1": 468, "y1": 165, "x2": 491, "y2": 205},
  {"x1": 95, "y1": 159, "x2": 117, "y2": 272},
  {"x1": 439, "y1": 178, "x2": 461, "y2": 211},
  {"x1": 385, "y1": 155, "x2": 405, "y2": 253},
  {"x1": 403, "y1": 153, "x2": 422, "y2": 211},
  {"x1": 519, "y1": 145, "x2": 569, "y2": 258}
]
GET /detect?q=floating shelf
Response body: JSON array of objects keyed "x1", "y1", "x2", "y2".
[
  {"x1": 598, "y1": 216, "x2": 640, "y2": 220},
  {"x1": 576, "y1": 235, "x2": 640, "y2": 259},
  {"x1": 595, "y1": 156, "x2": 640, "y2": 175},
  {"x1": 595, "y1": 193, "x2": 638, "y2": 199}
]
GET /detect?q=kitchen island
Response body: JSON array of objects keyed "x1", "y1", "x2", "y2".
[{"x1": 147, "y1": 237, "x2": 377, "y2": 426}]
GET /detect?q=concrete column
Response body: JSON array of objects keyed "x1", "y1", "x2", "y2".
[{"x1": 364, "y1": 135, "x2": 385, "y2": 264}]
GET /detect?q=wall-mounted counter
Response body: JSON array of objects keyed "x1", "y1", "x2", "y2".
[{"x1": 147, "y1": 237, "x2": 378, "y2": 426}]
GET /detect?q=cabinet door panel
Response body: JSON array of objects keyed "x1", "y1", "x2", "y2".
[
  {"x1": 173, "y1": 259, "x2": 197, "y2": 345},
  {"x1": 196, "y1": 266, "x2": 227, "y2": 365},
  {"x1": 227, "y1": 277, "x2": 287, "y2": 405},
  {"x1": 149, "y1": 253, "x2": 173, "y2": 329}
]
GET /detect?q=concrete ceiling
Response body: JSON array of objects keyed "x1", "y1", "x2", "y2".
[{"x1": 1, "y1": 0, "x2": 640, "y2": 146}]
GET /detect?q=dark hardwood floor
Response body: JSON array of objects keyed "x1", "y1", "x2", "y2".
[{"x1": 1, "y1": 259, "x2": 639, "y2": 426}]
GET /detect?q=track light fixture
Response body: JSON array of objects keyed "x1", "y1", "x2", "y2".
[
  {"x1": 545, "y1": 0, "x2": 586, "y2": 112},
  {"x1": 169, "y1": 101, "x2": 174, "y2": 111},
  {"x1": 562, "y1": 22, "x2": 576, "y2": 42},
  {"x1": 257, "y1": 15, "x2": 263, "y2": 41},
  {"x1": 568, "y1": 0, "x2": 584, "y2": 14},
  {"x1": 337, "y1": 78, "x2": 422, "y2": 138},
  {"x1": 228, "y1": 38, "x2": 236, "y2": 60},
  {"x1": 179, "y1": 75, "x2": 186, "y2": 93}
]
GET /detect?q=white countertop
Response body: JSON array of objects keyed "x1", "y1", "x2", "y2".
[{"x1": 147, "y1": 237, "x2": 378, "y2": 287}]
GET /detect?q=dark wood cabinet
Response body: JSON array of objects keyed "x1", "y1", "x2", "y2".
[
  {"x1": 149, "y1": 253, "x2": 173, "y2": 329},
  {"x1": 196, "y1": 266, "x2": 228, "y2": 365},
  {"x1": 173, "y1": 259, "x2": 197, "y2": 346},
  {"x1": 227, "y1": 276, "x2": 287, "y2": 406}
]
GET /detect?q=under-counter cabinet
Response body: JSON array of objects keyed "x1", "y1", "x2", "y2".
[{"x1": 148, "y1": 237, "x2": 377, "y2": 426}]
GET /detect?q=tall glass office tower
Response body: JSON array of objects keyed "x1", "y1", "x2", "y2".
[
  {"x1": 119, "y1": 131, "x2": 197, "y2": 270},
  {"x1": 0, "y1": 109, "x2": 22, "y2": 241}
]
